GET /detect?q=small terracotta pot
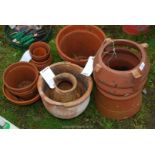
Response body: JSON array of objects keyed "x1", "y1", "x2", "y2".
[
  {"x1": 31, "y1": 55, "x2": 52, "y2": 71},
  {"x1": 37, "y1": 62, "x2": 93, "y2": 119},
  {"x1": 95, "y1": 88, "x2": 142, "y2": 120},
  {"x1": 122, "y1": 25, "x2": 150, "y2": 36},
  {"x1": 56, "y1": 25, "x2": 106, "y2": 66},
  {"x1": 3, "y1": 62, "x2": 39, "y2": 93},
  {"x1": 29, "y1": 41, "x2": 50, "y2": 62},
  {"x1": 3, "y1": 85, "x2": 40, "y2": 105}
]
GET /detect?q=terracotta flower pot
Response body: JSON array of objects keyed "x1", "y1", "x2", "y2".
[
  {"x1": 122, "y1": 25, "x2": 150, "y2": 36},
  {"x1": 37, "y1": 62, "x2": 93, "y2": 119},
  {"x1": 29, "y1": 41, "x2": 53, "y2": 71},
  {"x1": 3, "y1": 85, "x2": 40, "y2": 106},
  {"x1": 93, "y1": 39, "x2": 150, "y2": 120},
  {"x1": 29, "y1": 41, "x2": 50, "y2": 62},
  {"x1": 3, "y1": 62, "x2": 39, "y2": 93},
  {"x1": 56, "y1": 25, "x2": 106, "y2": 66}
]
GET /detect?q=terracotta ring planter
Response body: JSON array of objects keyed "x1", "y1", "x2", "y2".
[
  {"x1": 53, "y1": 73, "x2": 79, "y2": 103},
  {"x1": 93, "y1": 39, "x2": 150, "y2": 96},
  {"x1": 3, "y1": 62, "x2": 39, "y2": 93},
  {"x1": 122, "y1": 25, "x2": 150, "y2": 36},
  {"x1": 37, "y1": 62, "x2": 93, "y2": 119},
  {"x1": 56, "y1": 25, "x2": 106, "y2": 66},
  {"x1": 3, "y1": 85, "x2": 40, "y2": 106},
  {"x1": 29, "y1": 41, "x2": 51, "y2": 62}
]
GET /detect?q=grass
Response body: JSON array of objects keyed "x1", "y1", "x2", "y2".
[{"x1": 0, "y1": 25, "x2": 155, "y2": 129}]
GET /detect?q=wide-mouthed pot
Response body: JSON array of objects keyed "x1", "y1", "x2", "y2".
[
  {"x1": 3, "y1": 62, "x2": 39, "y2": 93},
  {"x1": 56, "y1": 25, "x2": 106, "y2": 66},
  {"x1": 37, "y1": 62, "x2": 93, "y2": 119}
]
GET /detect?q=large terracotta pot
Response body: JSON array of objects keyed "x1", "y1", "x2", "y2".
[
  {"x1": 93, "y1": 39, "x2": 150, "y2": 120},
  {"x1": 37, "y1": 62, "x2": 93, "y2": 119},
  {"x1": 3, "y1": 62, "x2": 39, "y2": 105},
  {"x1": 56, "y1": 25, "x2": 106, "y2": 66},
  {"x1": 122, "y1": 25, "x2": 150, "y2": 36},
  {"x1": 29, "y1": 41, "x2": 52, "y2": 71}
]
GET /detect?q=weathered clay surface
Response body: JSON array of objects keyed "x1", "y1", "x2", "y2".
[
  {"x1": 37, "y1": 62, "x2": 93, "y2": 119},
  {"x1": 93, "y1": 39, "x2": 150, "y2": 120}
]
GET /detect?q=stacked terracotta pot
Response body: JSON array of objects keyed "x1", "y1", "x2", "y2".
[
  {"x1": 93, "y1": 39, "x2": 150, "y2": 120},
  {"x1": 29, "y1": 41, "x2": 53, "y2": 71},
  {"x1": 37, "y1": 62, "x2": 93, "y2": 119},
  {"x1": 3, "y1": 62, "x2": 40, "y2": 105},
  {"x1": 56, "y1": 25, "x2": 106, "y2": 66}
]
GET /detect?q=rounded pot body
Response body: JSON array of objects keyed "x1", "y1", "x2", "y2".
[
  {"x1": 56, "y1": 25, "x2": 106, "y2": 66},
  {"x1": 93, "y1": 39, "x2": 150, "y2": 96},
  {"x1": 95, "y1": 88, "x2": 142, "y2": 120},
  {"x1": 37, "y1": 62, "x2": 93, "y2": 119}
]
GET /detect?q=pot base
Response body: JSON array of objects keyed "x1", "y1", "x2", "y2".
[
  {"x1": 95, "y1": 89, "x2": 142, "y2": 120},
  {"x1": 3, "y1": 85, "x2": 40, "y2": 105}
]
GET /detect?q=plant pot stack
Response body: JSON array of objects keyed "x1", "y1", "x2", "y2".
[
  {"x1": 3, "y1": 62, "x2": 40, "y2": 105},
  {"x1": 56, "y1": 25, "x2": 106, "y2": 66},
  {"x1": 37, "y1": 62, "x2": 93, "y2": 119},
  {"x1": 122, "y1": 25, "x2": 150, "y2": 36},
  {"x1": 93, "y1": 39, "x2": 150, "y2": 120},
  {"x1": 29, "y1": 41, "x2": 53, "y2": 71}
]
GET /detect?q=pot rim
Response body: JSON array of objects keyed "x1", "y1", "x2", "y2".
[
  {"x1": 3, "y1": 62, "x2": 39, "y2": 92},
  {"x1": 3, "y1": 85, "x2": 40, "y2": 105},
  {"x1": 54, "y1": 72, "x2": 77, "y2": 93},
  {"x1": 97, "y1": 87, "x2": 141, "y2": 100},
  {"x1": 97, "y1": 39, "x2": 147, "y2": 74},
  {"x1": 56, "y1": 25, "x2": 106, "y2": 64},
  {"x1": 37, "y1": 61, "x2": 93, "y2": 107}
]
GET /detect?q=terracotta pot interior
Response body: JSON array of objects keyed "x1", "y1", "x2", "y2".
[
  {"x1": 43, "y1": 64, "x2": 88, "y2": 102},
  {"x1": 33, "y1": 47, "x2": 47, "y2": 57},
  {"x1": 59, "y1": 30, "x2": 102, "y2": 61},
  {"x1": 54, "y1": 74, "x2": 75, "y2": 91},
  {"x1": 102, "y1": 45, "x2": 141, "y2": 71},
  {"x1": 5, "y1": 66, "x2": 36, "y2": 89}
]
